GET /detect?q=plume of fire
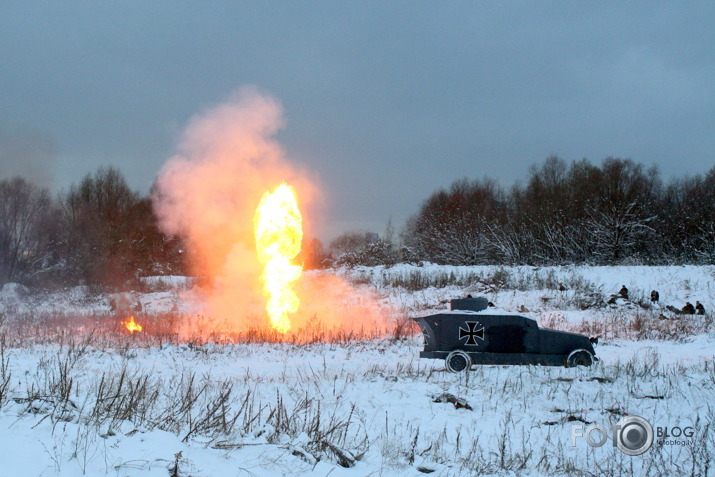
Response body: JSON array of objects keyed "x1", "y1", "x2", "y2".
[
  {"x1": 153, "y1": 86, "x2": 395, "y2": 340},
  {"x1": 254, "y1": 183, "x2": 303, "y2": 333},
  {"x1": 122, "y1": 316, "x2": 143, "y2": 333}
]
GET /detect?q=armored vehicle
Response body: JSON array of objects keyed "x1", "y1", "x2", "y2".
[{"x1": 412, "y1": 297, "x2": 598, "y2": 372}]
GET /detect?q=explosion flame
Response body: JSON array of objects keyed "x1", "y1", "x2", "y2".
[
  {"x1": 122, "y1": 315, "x2": 143, "y2": 333},
  {"x1": 254, "y1": 183, "x2": 303, "y2": 333},
  {"x1": 154, "y1": 87, "x2": 392, "y2": 340}
]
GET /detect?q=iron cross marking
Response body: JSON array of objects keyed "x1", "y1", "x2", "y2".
[{"x1": 459, "y1": 321, "x2": 485, "y2": 346}]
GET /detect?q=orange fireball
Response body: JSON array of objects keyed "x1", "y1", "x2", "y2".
[
  {"x1": 122, "y1": 315, "x2": 143, "y2": 333},
  {"x1": 254, "y1": 183, "x2": 303, "y2": 333}
]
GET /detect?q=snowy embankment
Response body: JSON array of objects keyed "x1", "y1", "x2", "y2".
[
  {"x1": 0, "y1": 265, "x2": 713, "y2": 476},
  {"x1": 340, "y1": 263, "x2": 714, "y2": 313}
]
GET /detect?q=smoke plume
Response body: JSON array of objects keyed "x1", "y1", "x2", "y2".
[
  {"x1": 154, "y1": 87, "x2": 391, "y2": 338},
  {"x1": 0, "y1": 125, "x2": 56, "y2": 187}
]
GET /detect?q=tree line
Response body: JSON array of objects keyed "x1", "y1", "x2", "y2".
[
  {"x1": 0, "y1": 167, "x2": 184, "y2": 289},
  {"x1": 327, "y1": 157, "x2": 714, "y2": 267},
  {"x1": 1, "y1": 157, "x2": 713, "y2": 289}
]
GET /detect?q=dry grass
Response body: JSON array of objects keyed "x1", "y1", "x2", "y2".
[
  {"x1": 0, "y1": 324, "x2": 712, "y2": 475},
  {"x1": 564, "y1": 309, "x2": 714, "y2": 342},
  {"x1": 0, "y1": 268, "x2": 713, "y2": 475},
  {"x1": 0, "y1": 309, "x2": 412, "y2": 350}
]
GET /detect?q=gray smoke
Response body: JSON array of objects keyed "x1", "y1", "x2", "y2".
[{"x1": 0, "y1": 125, "x2": 56, "y2": 187}]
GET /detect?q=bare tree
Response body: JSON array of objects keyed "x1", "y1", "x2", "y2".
[
  {"x1": 660, "y1": 166, "x2": 715, "y2": 263},
  {"x1": 59, "y1": 167, "x2": 143, "y2": 287},
  {"x1": 328, "y1": 232, "x2": 369, "y2": 259},
  {"x1": 405, "y1": 177, "x2": 506, "y2": 265},
  {"x1": 0, "y1": 177, "x2": 54, "y2": 284},
  {"x1": 584, "y1": 159, "x2": 659, "y2": 263},
  {"x1": 585, "y1": 202, "x2": 656, "y2": 263},
  {"x1": 302, "y1": 237, "x2": 330, "y2": 269}
]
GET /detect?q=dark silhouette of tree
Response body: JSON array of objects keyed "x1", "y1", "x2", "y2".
[
  {"x1": 403, "y1": 156, "x2": 701, "y2": 266},
  {"x1": 57, "y1": 166, "x2": 184, "y2": 288},
  {"x1": 404, "y1": 178, "x2": 506, "y2": 265},
  {"x1": 583, "y1": 158, "x2": 660, "y2": 263},
  {"x1": 3, "y1": 157, "x2": 713, "y2": 286},
  {"x1": 326, "y1": 231, "x2": 399, "y2": 267},
  {"x1": 0, "y1": 177, "x2": 55, "y2": 284},
  {"x1": 660, "y1": 166, "x2": 715, "y2": 263},
  {"x1": 302, "y1": 237, "x2": 330, "y2": 269}
]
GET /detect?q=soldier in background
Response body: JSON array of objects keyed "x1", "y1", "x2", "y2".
[
  {"x1": 618, "y1": 285, "x2": 629, "y2": 300},
  {"x1": 696, "y1": 301, "x2": 705, "y2": 315},
  {"x1": 682, "y1": 302, "x2": 696, "y2": 315},
  {"x1": 650, "y1": 290, "x2": 660, "y2": 303}
]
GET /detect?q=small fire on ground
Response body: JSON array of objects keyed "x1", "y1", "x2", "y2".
[{"x1": 122, "y1": 315, "x2": 143, "y2": 333}]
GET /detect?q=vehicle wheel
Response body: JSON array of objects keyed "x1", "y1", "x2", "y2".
[
  {"x1": 446, "y1": 350, "x2": 472, "y2": 373},
  {"x1": 566, "y1": 349, "x2": 594, "y2": 368}
]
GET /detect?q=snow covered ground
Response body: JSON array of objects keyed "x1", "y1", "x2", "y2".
[{"x1": 0, "y1": 265, "x2": 713, "y2": 476}]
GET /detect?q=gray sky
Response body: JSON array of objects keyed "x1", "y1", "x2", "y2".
[{"x1": 1, "y1": 2, "x2": 714, "y2": 240}]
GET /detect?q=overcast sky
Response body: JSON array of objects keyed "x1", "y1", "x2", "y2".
[{"x1": 1, "y1": 2, "x2": 714, "y2": 240}]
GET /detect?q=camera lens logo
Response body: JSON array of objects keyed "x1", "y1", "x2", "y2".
[{"x1": 616, "y1": 416, "x2": 653, "y2": 456}]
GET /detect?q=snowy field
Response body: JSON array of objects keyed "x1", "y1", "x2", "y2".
[{"x1": 0, "y1": 265, "x2": 713, "y2": 476}]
